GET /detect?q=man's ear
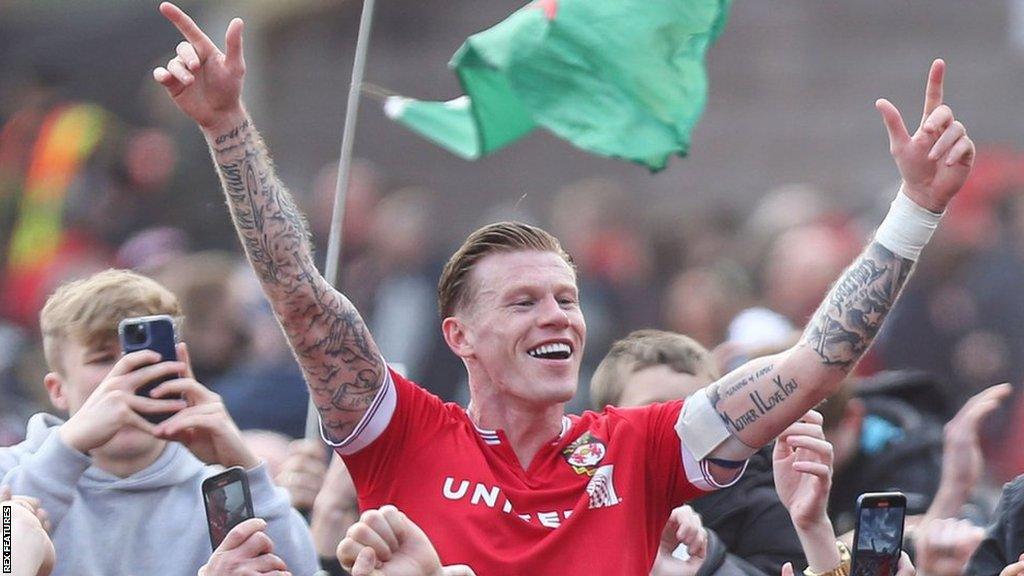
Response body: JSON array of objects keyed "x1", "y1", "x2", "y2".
[
  {"x1": 44, "y1": 372, "x2": 70, "y2": 412},
  {"x1": 442, "y1": 316, "x2": 474, "y2": 359}
]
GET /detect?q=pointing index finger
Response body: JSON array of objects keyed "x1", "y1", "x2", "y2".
[
  {"x1": 160, "y1": 2, "x2": 218, "y2": 60},
  {"x1": 921, "y1": 59, "x2": 945, "y2": 127}
]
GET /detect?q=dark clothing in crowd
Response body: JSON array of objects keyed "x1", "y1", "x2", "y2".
[
  {"x1": 214, "y1": 357, "x2": 310, "y2": 439},
  {"x1": 829, "y1": 395, "x2": 944, "y2": 534},
  {"x1": 967, "y1": 474, "x2": 1024, "y2": 576},
  {"x1": 691, "y1": 446, "x2": 802, "y2": 575}
]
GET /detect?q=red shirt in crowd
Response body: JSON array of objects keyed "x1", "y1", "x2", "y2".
[{"x1": 331, "y1": 366, "x2": 740, "y2": 575}]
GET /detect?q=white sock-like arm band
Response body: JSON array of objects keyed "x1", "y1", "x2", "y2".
[
  {"x1": 677, "y1": 388, "x2": 757, "y2": 461},
  {"x1": 873, "y1": 190, "x2": 944, "y2": 261}
]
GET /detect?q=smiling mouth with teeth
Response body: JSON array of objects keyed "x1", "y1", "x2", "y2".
[{"x1": 527, "y1": 343, "x2": 573, "y2": 360}]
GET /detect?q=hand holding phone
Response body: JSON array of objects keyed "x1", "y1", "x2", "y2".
[
  {"x1": 851, "y1": 492, "x2": 907, "y2": 576},
  {"x1": 57, "y1": 349, "x2": 188, "y2": 454},
  {"x1": 119, "y1": 315, "x2": 183, "y2": 424},
  {"x1": 203, "y1": 466, "x2": 255, "y2": 550}
]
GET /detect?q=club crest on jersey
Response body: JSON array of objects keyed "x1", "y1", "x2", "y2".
[
  {"x1": 562, "y1": 432, "x2": 607, "y2": 475},
  {"x1": 586, "y1": 464, "x2": 621, "y2": 509}
]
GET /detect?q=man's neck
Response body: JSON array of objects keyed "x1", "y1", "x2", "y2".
[
  {"x1": 469, "y1": 398, "x2": 565, "y2": 470},
  {"x1": 92, "y1": 441, "x2": 169, "y2": 478}
]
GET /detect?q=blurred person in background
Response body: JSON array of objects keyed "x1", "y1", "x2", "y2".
[
  {"x1": 211, "y1": 262, "x2": 310, "y2": 439},
  {"x1": 154, "y1": 4, "x2": 975, "y2": 570},
  {"x1": 591, "y1": 329, "x2": 802, "y2": 576},
  {"x1": 818, "y1": 372, "x2": 1008, "y2": 537},
  {"x1": 310, "y1": 455, "x2": 362, "y2": 576},
  {"x1": 0, "y1": 269, "x2": 316, "y2": 575},
  {"x1": 662, "y1": 267, "x2": 751, "y2": 352},
  {"x1": 305, "y1": 160, "x2": 382, "y2": 272},
  {"x1": 341, "y1": 187, "x2": 445, "y2": 394},
  {"x1": 153, "y1": 251, "x2": 251, "y2": 383}
]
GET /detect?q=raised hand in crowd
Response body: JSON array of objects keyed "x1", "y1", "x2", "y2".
[
  {"x1": 913, "y1": 518, "x2": 984, "y2": 576},
  {"x1": 153, "y1": 2, "x2": 245, "y2": 132},
  {"x1": 650, "y1": 505, "x2": 708, "y2": 576},
  {"x1": 772, "y1": 411, "x2": 844, "y2": 575},
  {"x1": 275, "y1": 439, "x2": 328, "y2": 513},
  {"x1": 338, "y1": 505, "x2": 476, "y2": 576},
  {"x1": 149, "y1": 343, "x2": 259, "y2": 470},
  {"x1": 875, "y1": 58, "x2": 974, "y2": 213},
  {"x1": 199, "y1": 518, "x2": 291, "y2": 576},
  {"x1": 55, "y1": 349, "x2": 188, "y2": 455},
  {"x1": 926, "y1": 383, "x2": 1011, "y2": 521},
  {"x1": 1, "y1": 486, "x2": 56, "y2": 576}
]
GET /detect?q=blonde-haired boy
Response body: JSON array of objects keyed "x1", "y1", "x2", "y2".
[{"x1": 0, "y1": 269, "x2": 316, "y2": 576}]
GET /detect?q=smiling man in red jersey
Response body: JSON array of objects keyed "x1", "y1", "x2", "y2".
[{"x1": 153, "y1": 3, "x2": 976, "y2": 573}]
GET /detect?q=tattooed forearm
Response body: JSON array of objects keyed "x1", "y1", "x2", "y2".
[
  {"x1": 208, "y1": 115, "x2": 383, "y2": 440},
  {"x1": 800, "y1": 242, "x2": 913, "y2": 368}
]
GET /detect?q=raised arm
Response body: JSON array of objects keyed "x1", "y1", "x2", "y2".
[
  {"x1": 153, "y1": 2, "x2": 384, "y2": 441},
  {"x1": 703, "y1": 59, "x2": 974, "y2": 457}
]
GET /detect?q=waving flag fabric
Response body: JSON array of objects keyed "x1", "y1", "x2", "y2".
[{"x1": 383, "y1": 0, "x2": 731, "y2": 170}]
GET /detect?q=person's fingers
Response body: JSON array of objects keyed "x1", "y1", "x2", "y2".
[
  {"x1": 350, "y1": 546, "x2": 377, "y2": 576},
  {"x1": 108, "y1": 350, "x2": 164, "y2": 379},
  {"x1": 115, "y1": 360, "x2": 187, "y2": 392},
  {"x1": 919, "y1": 105, "x2": 954, "y2": 144},
  {"x1": 348, "y1": 517, "x2": 394, "y2": 561},
  {"x1": 175, "y1": 41, "x2": 201, "y2": 70},
  {"x1": 442, "y1": 566, "x2": 479, "y2": 576},
  {"x1": 235, "y1": 528, "x2": 275, "y2": 558},
  {"x1": 946, "y1": 135, "x2": 975, "y2": 167},
  {"x1": 798, "y1": 410, "x2": 824, "y2": 426},
  {"x1": 897, "y1": 551, "x2": 917, "y2": 576},
  {"x1": 0, "y1": 485, "x2": 9, "y2": 502},
  {"x1": 153, "y1": 403, "x2": 222, "y2": 437},
  {"x1": 216, "y1": 518, "x2": 267, "y2": 552},
  {"x1": 166, "y1": 57, "x2": 195, "y2": 86},
  {"x1": 177, "y1": 342, "x2": 196, "y2": 380},
  {"x1": 148, "y1": 377, "x2": 214, "y2": 402},
  {"x1": 152, "y1": 67, "x2": 182, "y2": 91},
  {"x1": 791, "y1": 460, "x2": 831, "y2": 479},
  {"x1": 159, "y1": 2, "x2": 218, "y2": 59},
  {"x1": 224, "y1": 17, "x2": 246, "y2": 74},
  {"x1": 782, "y1": 562, "x2": 795, "y2": 576},
  {"x1": 249, "y1": 552, "x2": 289, "y2": 572},
  {"x1": 785, "y1": 435, "x2": 833, "y2": 461},
  {"x1": 928, "y1": 121, "x2": 965, "y2": 161},
  {"x1": 125, "y1": 393, "x2": 188, "y2": 415},
  {"x1": 778, "y1": 422, "x2": 826, "y2": 442},
  {"x1": 337, "y1": 538, "x2": 366, "y2": 570},
  {"x1": 876, "y1": 98, "x2": 911, "y2": 150},
  {"x1": 920, "y1": 58, "x2": 946, "y2": 127},
  {"x1": 364, "y1": 508, "x2": 401, "y2": 553}
]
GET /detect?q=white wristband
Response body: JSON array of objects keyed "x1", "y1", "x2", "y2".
[{"x1": 873, "y1": 191, "x2": 943, "y2": 261}]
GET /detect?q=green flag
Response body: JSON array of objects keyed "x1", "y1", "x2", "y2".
[{"x1": 383, "y1": 0, "x2": 731, "y2": 171}]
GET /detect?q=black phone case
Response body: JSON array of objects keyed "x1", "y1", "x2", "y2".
[
  {"x1": 118, "y1": 315, "x2": 179, "y2": 424},
  {"x1": 202, "y1": 467, "x2": 255, "y2": 550},
  {"x1": 850, "y1": 492, "x2": 907, "y2": 576}
]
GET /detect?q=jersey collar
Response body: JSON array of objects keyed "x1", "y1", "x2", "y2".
[{"x1": 465, "y1": 403, "x2": 572, "y2": 446}]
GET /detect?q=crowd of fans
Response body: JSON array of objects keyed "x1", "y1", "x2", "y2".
[{"x1": 5, "y1": 3, "x2": 1024, "y2": 576}]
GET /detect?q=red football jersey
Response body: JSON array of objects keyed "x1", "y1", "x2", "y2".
[{"x1": 330, "y1": 366, "x2": 741, "y2": 575}]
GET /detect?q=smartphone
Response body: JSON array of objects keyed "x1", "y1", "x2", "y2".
[
  {"x1": 850, "y1": 492, "x2": 907, "y2": 576},
  {"x1": 118, "y1": 314, "x2": 181, "y2": 424},
  {"x1": 202, "y1": 466, "x2": 255, "y2": 550}
]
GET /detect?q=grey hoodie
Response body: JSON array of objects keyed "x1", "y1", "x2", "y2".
[{"x1": 0, "y1": 413, "x2": 318, "y2": 575}]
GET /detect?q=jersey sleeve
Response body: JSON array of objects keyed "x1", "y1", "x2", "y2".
[
  {"x1": 326, "y1": 364, "x2": 450, "y2": 503},
  {"x1": 636, "y1": 400, "x2": 748, "y2": 504}
]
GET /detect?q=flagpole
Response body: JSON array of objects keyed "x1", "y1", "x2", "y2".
[{"x1": 305, "y1": 0, "x2": 379, "y2": 440}]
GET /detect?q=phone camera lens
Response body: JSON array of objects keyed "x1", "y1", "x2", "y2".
[{"x1": 126, "y1": 324, "x2": 148, "y2": 345}]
